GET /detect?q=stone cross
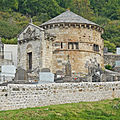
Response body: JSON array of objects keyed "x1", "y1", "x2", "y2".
[{"x1": 65, "y1": 55, "x2": 71, "y2": 77}]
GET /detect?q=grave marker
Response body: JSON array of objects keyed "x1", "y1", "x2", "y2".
[
  {"x1": 39, "y1": 72, "x2": 54, "y2": 83},
  {"x1": 41, "y1": 68, "x2": 50, "y2": 72},
  {"x1": 14, "y1": 67, "x2": 28, "y2": 81}
]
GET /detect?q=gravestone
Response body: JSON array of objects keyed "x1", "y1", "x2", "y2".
[
  {"x1": 65, "y1": 55, "x2": 71, "y2": 77},
  {"x1": 1, "y1": 65, "x2": 16, "y2": 77},
  {"x1": 39, "y1": 72, "x2": 54, "y2": 83},
  {"x1": 0, "y1": 65, "x2": 16, "y2": 83},
  {"x1": 56, "y1": 70, "x2": 64, "y2": 78},
  {"x1": 14, "y1": 67, "x2": 28, "y2": 81},
  {"x1": 41, "y1": 68, "x2": 50, "y2": 72},
  {"x1": 63, "y1": 55, "x2": 73, "y2": 82},
  {"x1": 116, "y1": 48, "x2": 120, "y2": 55},
  {"x1": 103, "y1": 47, "x2": 108, "y2": 54},
  {"x1": 115, "y1": 61, "x2": 120, "y2": 67}
]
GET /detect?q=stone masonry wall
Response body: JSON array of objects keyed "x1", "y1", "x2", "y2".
[
  {"x1": 18, "y1": 24, "x2": 44, "y2": 71},
  {"x1": 104, "y1": 54, "x2": 120, "y2": 66},
  {"x1": 45, "y1": 25, "x2": 104, "y2": 74},
  {"x1": 0, "y1": 82, "x2": 120, "y2": 111}
]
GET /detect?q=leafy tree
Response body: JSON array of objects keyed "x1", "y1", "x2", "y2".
[
  {"x1": 1, "y1": 38, "x2": 17, "y2": 44},
  {"x1": 0, "y1": 20, "x2": 21, "y2": 39},
  {"x1": 104, "y1": 40, "x2": 116, "y2": 53}
]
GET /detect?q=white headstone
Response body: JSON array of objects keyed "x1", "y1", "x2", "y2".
[
  {"x1": 1, "y1": 65, "x2": 16, "y2": 77},
  {"x1": 39, "y1": 72, "x2": 54, "y2": 83},
  {"x1": 116, "y1": 61, "x2": 120, "y2": 67},
  {"x1": 116, "y1": 48, "x2": 120, "y2": 55}
]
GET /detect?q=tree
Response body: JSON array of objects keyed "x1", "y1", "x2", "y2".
[{"x1": 104, "y1": 40, "x2": 116, "y2": 53}]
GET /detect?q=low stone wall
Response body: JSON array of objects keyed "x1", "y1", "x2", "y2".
[
  {"x1": 104, "y1": 54, "x2": 120, "y2": 66},
  {"x1": 0, "y1": 82, "x2": 120, "y2": 111}
]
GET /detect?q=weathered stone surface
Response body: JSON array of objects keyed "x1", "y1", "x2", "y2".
[
  {"x1": 41, "y1": 68, "x2": 50, "y2": 72},
  {"x1": 39, "y1": 72, "x2": 54, "y2": 83},
  {"x1": 0, "y1": 82, "x2": 120, "y2": 111},
  {"x1": 104, "y1": 54, "x2": 120, "y2": 66},
  {"x1": 14, "y1": 68, "x2": 28, "y2": 81}
]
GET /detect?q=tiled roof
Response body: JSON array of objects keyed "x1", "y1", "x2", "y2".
[{"x1": 40, "y1": 10, "x2": 98, "y2": 26}]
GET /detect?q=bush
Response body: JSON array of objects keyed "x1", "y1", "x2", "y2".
[{"x1": 105, "y1": 64, "x2": 112, "y2": 70}]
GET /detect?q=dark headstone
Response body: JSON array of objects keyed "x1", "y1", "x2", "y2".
[
  {"x1": 104, "y1": 47, "x2": 108, "y2": 54},
  {"x1": 56, "y1": 70, "x2": 63, "y2": 74},
  {"x1": 14, "y1": 67, "x2": 28, "y2": 81},
  {"x1": 65, "y1": 55, "x2": 71, "y2": 77},
  {"x1": 92, "y1": 74, "x2": 100, "y2": 82},
  {"x1": 41, "y1": 68, "x2": 50, "y2": 72},
  {"x1": 63, "y1": 76, "x2": 73, "y2": 82},
  {"x1": 54, "y1": 70, "x2": 64, "y2": 82}
]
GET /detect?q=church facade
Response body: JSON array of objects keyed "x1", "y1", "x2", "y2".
[{"x1": 17, "y1": 10, "x2": 104, "y2": 74}]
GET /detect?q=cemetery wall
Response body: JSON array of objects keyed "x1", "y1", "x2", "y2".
[
  {"x1": 104, "y1": 54, "x2": 120, "y2": 66},
  {"x1": 0, "y1": 82, "x2": 120, "y2": 111}
]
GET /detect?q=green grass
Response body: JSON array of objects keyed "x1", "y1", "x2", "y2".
[{"x1": 1, "y1": 98, "x2": 120, "y2": 120}]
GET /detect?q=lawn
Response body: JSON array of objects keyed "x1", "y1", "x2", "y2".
[{"x1": 0, "y1": 98, "x2": 120, "y2": 120}]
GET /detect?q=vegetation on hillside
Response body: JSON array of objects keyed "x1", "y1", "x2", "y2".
[
  {"x1": 0, "y1": 0, "x2": 119, "y2": 52},
  {"x1": 0, "y1": 98, "x2": 120, "y2": 120}
]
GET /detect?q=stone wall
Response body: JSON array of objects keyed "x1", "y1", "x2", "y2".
[
  {"x1": 0, "y1": 82, "x2": 120, "y2": 111},
  {"x1": 104, "y1": 54, "x2": 120, "y2": 66},
  {"x1": 44, "y1": 24, "x2": 104, "y2": 74},
  {"x1": 17, "y1": 24, "x2": 44, "y2": 71}
]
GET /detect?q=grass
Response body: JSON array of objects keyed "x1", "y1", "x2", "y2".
[{"x1": 0, "y1": 98, "x2": 120, "y2": 120}]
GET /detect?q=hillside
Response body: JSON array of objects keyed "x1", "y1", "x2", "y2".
[
  {"x1": 0, "y1": 0, "x2": 120, "y2": 52},
  {"x1": 0, "y1": 98, "x2": 120, "y2": 120}
]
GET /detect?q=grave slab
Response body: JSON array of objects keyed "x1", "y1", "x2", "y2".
[{"x1": 39, "y1": 72, "x2": 54, "y2": 83}]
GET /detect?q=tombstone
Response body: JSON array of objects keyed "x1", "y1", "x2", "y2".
[
  {"x1": 65, "y1": 55, "x2": 71, "y2": 77},
  {"x1": 103, "y1": 47, "x2": 108, "y2": 54},
  {"x1": 1, "y1": 65, "x2": 16, "y2": 77},
  {"x1": 39, "y1": 72, "x2": 54, "y2": 83},
  {"x1": 116, "y1": 48, "x2": 120, "y2": 55},
  {"x1": 115, "y1": 61, "x2": 120, "y2": 67},
  {"x1": 92, "y1": 74, "x2": 100, "y2": 82},
  {"x1": 14, "y1": 67, "x2": 28, "y2": 81},
  {"x1": 0, "y1": 65, "x2": 16, "y2": 83},
  {"x1": 55, "y1": 70, "x2": 64, "y2": 78},
  {"x1": 41, "y1": 68, "x2": 50, "y2": 72}
]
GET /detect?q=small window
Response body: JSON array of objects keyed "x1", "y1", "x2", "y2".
[
  {"x1": 27, "y1": 52, "x2": 32, "y2": 70},
  {"x1": 68, "y1": 42, "x2": 79, "y2": 50},
  {"x1": 75, "y1": 43, "x2": 79, "y2": 49},
  {"x1": 93, "y1": 44, "x2": 99, "y2": 52},
  {"x1": 0, "y1": 66, "x2": 1, "y2": 72},
  {"x1": 61, "y1": 42, "x2": 63, "y2": 49},
  {"x1": 55, "y1": 43, "x2": 60, "y2": 47}
]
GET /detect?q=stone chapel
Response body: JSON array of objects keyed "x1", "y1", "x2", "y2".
[{"x1": 17, "y1": 10, "x2": 104, "y2": 74}]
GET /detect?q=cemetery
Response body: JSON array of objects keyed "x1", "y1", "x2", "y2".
[{"x1": 0, "y1": 10, "x2": 120, "y2": 111}]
